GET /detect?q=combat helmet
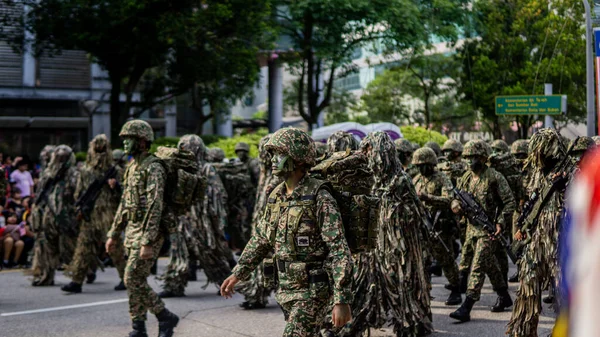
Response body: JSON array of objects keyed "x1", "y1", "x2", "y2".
[
  {"x1": 178, "y1": 134, "x2": 206, "y2": 162},
  {"x1": 463, "y1": 139, "x2": 491, "y2": 158},
  {"x1": 327, "y1": 131, "x2": 359, "y2": 154},
  {"x1": 112, "y1": 149, "x2": 126, "y2": 162},
  {"x1": 394, "y1": 139, "x2": 414, "y2": 154},
  {"x1": 424, "y1": 141, "x2": 442, "y2": 156},
  {"x1": 442, "y1": 139, "x2": 463, "y2": 153},
  {"x1": 265, "y1": 128, "x2": 316, "y2": 166},
  {"x1": 491, "y1": 139, "x2": 509, "y2": 154},
  {"x1": 511, "y1": 140, "x2": 529, "y2": 155},
  {"x1": 592, "y1": 136, "x2": 600, "y2": 146},
  {"x1": 570, "y1": 136, "x2": 595, "y2": 152},
  {"x1": 412, "y1": 147, "x2": 438, "y2": 165},
  {"x1": 208, "y1": 148, "x2": 226, "y2": 163},
  {"x1": 234, "y1": 142, "x2": 250, "y2": 153},
  {"x1": 119, "y1": 119, "x2": 154, "y2": 142}
]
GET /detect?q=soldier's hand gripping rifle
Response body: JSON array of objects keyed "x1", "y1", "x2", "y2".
[
  {"x1": 453, "y1": 188, "x2": 519, "y2": 264},
  {"x1": 76, "y1": 165, "x2": 120, "y2": 222}
]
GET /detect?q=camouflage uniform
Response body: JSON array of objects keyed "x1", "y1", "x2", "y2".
[
  {"x1": 394, "y1": 138, "x2": 419, "y2": 178},
  {"x1": 238, "y1": 135, "x2": 283, "y2": 308},
  {"x1": 507, "y1": 129, "x2": 574, "y2": 337},
  {"x1": 31, "y1": 145, "x2": 80, "y2": 286},
  {"x1": 161, "y1": 135, "x2": 231, "y2": 297},
  {"x1": 412, "y1": 148, "x2": 461, "y2": 304},
  {"x1": 439, "y1": 139, "x2": 468, "y2": 251},
  {"x1": 63, "y1": 135, "x2": 125, "y2": 291},
  {"x1": 362, "y1": 132, "x2": 433, "y2": 336},
  {"x1": 39, "y1": 145, "x2": 56, "y2": 172},
  {"x1": 232, "y1": 128, "x2": 353, "y2": 337},
  {"x1": 569, "y1": 136, "x2": 595, "y2": 163},
  {"x1": 450, "y1": 139, "x2": 515, "y2": 322},
  {"x1": 106, "y1": 120, "x2": 178, "y2": 332}
]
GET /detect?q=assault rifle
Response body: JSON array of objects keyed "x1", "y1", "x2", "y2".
[
  {"x1": 453, "y1": 188, "x2": 519, "y2": 264},
  {"x1": 425, "y1": 210, "x2": 451, "y2": 253},
  {"x1": 34, "y1": 163, "x2": 69, "y2": 208},
  {"x1": 76, "y1": 166, "x2": 121, "y2": 222},
  {"x1": 511, "y1": 138, "x2": 578, "y2": 258}
]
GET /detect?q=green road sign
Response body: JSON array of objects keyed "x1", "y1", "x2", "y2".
[{"x1": 495, "y1": 95, "x2": 564, "y2": 115}]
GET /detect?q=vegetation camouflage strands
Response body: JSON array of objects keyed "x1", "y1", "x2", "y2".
[
  {"x1": 119, "y1": 120, "x2": 154, "y2": 142},
  {"x1": 507, "y1": 129, "x2": 574, "y2": 337}
]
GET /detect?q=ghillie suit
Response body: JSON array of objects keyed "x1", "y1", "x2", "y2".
[
  {"x1": 507, "y1": 129, "x2": 574, "y2": 337},
  {"x1": 360, "y1": 131, "x2": 433, "y2": 336},
  {"x1": 31, "y1": 145, "x2": 79, "y2": 286},
  {"x1": 63, "y1": 135, "x2": 125, "y2": 292},
  {"x1": 237, "y1": 135, "x2": 283, "y2": 309}
]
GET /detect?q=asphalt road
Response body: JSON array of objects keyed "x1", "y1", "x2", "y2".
[{"x1": 0, "y1": 260, "x2": 555, "y2": 337}]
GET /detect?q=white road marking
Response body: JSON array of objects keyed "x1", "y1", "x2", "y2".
[{"x1": 0, "y1": 298, "x2": 128, "y2": 317}]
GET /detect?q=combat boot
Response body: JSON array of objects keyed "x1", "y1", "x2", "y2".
[
  {"x1": 61, "y1": 282, "x2": 82, "y2": 294},
  {"x1": 239, "y1": 301, "x2": 267, "y2": 310},
  {"x1": 129, "y1": 320, "x2": 148, "y2": 337},
  {"x1": 428, "y1": 263, "x2": 442, "y2": 277},
  {"x1": 449, "y1": 296, "x2": 475, "y2": 322},
  {"x1": 508, "y1": 271, "x2": 519, "y2": 283},
  {"x1": 114, "y1": 280, "x2": 127, "y2": 291},
  {"x1": 459, "y1": 271, "x2": 469, "y2": 294},
  {"x1": 86, "y1": 273, "x2": 96, "y2": 284},
  {"x1": 156, "y1": 309, "x2": 179, "y2": 337},
  {"x1": 444, "y1": 283, "x2": 453, "y2": 291},
  {"x1": 158, "y1": 290, "x2": 185, "y2": 298},
  {"x1": 491, "y1": 288, "x2": 513, "y2": 312},
  {"x1": 445, "y1": 287, "x2": 462, "y2": 306},
  {"x1": 188, "y1": 263, "x2": 197, "y2": 282}
]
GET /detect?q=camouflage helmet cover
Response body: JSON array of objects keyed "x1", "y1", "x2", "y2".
[
  {"x1": 592, "y1": 135, "x2": 600, "y2": 146},
  {"x1": 208, "y1": 148, "x2": 225, "y2": 162},
  {"x1": 570, "y1": 136, "x2": 596, "y2": 152},
  {"x1": 511, "y1": 140, "x2": 529, "y2": 155},
  {"x1": 234, "y1": 142, "x2": 250, "y2": 152},
  {"x1": 314, "y1": 142, "x2": 327, "y2": 157},
  {"x1": 327, "y1": 131, "x2": 359, "y2": 154},
  {"x1": 87, "y1": 134, "x2": 112, "y2": 167},
  {"x1": 463, "y1": 139, "x2": 491, "y2": 158},
  {"x1": 178, "y1": 134, "x2": 206, "y2": 162},
  {"x1": 412, "y1": 147, "x2": 438, "y2": 165},
  {"x1": 119, "y1": 119, "x2": 154, "y2": 142},
  {"x1": 257, "y1": 135, "x2": 272, "y2": 166},
  {"x1": 424, "y1": 141, "x2": 442, "y2": 156},
  {"x1": 491, "y1": 139, "x2": 510, "y2": 153},
  {"x1": 394, "y1": 138, "x2": 414, "y2": 154},
  {"x1": 265, "y1": 128, "x2": 316, "y2": 167},
  {"x1": 442, "y1": 139, "x2": 463, "y2": 153}
]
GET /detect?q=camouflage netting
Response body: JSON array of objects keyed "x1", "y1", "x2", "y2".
[{"x1": 524, "y1": 128, "x2": 566, "y2": 171}]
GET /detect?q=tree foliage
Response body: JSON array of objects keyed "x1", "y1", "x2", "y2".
[
  {"x1": 455, "y1": 0, "x2": 586, "y2": 138},
  {"x1": 401, "y1": 126, "x2": 448, "y2": 146}
]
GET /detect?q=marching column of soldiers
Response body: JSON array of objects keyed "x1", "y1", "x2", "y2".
[{"x1": 21, "y1": 120, "x2": 589, "y2": 337}]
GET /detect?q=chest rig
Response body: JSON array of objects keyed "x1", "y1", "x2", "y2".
[{"x1": 122, "y1": 156, "x2": 160, "y2": 223}]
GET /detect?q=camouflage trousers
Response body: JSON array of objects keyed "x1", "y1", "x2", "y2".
[
  {"x1": 60, "y1": 232, "x2": 77, "y2": 267},
  {"x1": 494, "y1": 239, "x2": 509, "y2": 284},
  {"x1": 67, "y1": 225, "x2": 126, "y2": 285},
  {"x1": 237, "y1": 262, "x2": 272, "y2": 306},
  {"x1": 31, "y1": 229, "x2": 60, "y2": 285},
  {"x1": 281, "y1": 298, "x2": 329, "y2": 337},
  {"x1": 465, "y1": 236, "x2": 507, "y2": 301},
  {"x1": 124, "y1": 238, "x2": 165, "y2": 321},
  {"x1": 458, "y1": 233, "x2": 475, "y2": 274},
  {"x1": 431, "y1": 232, "x2": 460, "y2": 287}
]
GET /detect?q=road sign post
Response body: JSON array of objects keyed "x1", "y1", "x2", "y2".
[{"x1": 495, "y1": 95, "x2": 566, "y2": 115}]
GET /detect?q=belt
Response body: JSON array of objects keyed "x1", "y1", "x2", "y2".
[{"x1": 276, "y1": 260, "x2": 328, "y2": 283}]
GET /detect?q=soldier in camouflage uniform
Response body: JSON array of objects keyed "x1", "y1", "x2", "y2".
[
  {"x1": 39, "y1": 145, "x2": 56, "y2": 172},
  {"x1": 235, "y1": 142, "x2": 260, "y2": 185},
  {"x1": 160, "y1": 135, "x2": 232, "y2": 298},
  {"x1": 237, "y1": 135, "x2": 284, "y2": 309},
  {"x1": 507, "y1": 130, "x2": 575, "y2": 337},
  {"x1": 449, "y1": 139, "x2": 515, "y2": 323},
  {"x1": 61, "y1": 135, "x2": 126, "y2": 293},
  {"x1": 221, "y1": 127, "x2": 353, "y2": 337},
  {"x1": 569, "y1": 136, "x2": 595, "y2": 164},
  {"x1": 412, "y1": 147, "x2": 462, "y2": 306},
  {"x1": 360, "y1": 131, "x2": 433, "y2": 336},
  {"x1": 491, "y1": 139, "x2": 510, "y2": 155},
  {"x1": 105, "y1": 120, "x2": 179, "y2": 337},
  {"x1": 31, "y1": 145, "x2": 80, "y2": 286},
  {"x1": 424, "y1": 141, "x2": 442, "y2": 158},
  {"x1": 394, "y1": 138, "x2": 419, "y2": 178},
  {"x1": 439, "y1": 139, "x2": 467, "y2": 187},
  {"x1": 208, "y1": 148, "x2": 226, "y2": 163}
]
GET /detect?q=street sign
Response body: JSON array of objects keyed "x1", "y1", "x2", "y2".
[{"x1": 495, "y1": 95, "x2": 565, "y2": 115}]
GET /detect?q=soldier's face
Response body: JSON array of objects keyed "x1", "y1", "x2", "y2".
[
  {"x1": 271, "y1": 153, "x2": 294, "y2": 177},
  {"x1": 123, "y1": 138, "x2": 141, "y2": 155},
  {"x1": 236, "y1": 150, "x2": 249, "y2": 161}
]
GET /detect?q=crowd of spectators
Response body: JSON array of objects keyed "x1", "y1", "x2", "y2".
[{"x1": 1, "y1": 152, "x2": 39, "y2": 270}]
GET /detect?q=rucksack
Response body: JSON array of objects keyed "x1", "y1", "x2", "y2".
[
  {"x1": 154, "y1": 146, "x2": 207, "y2": 215},
  {"x1": 310, "y1": 150, "x2": 379, "y2": 253},
  {"x1": 212, "y1": 162, "x2": 255, "y2": 204}
]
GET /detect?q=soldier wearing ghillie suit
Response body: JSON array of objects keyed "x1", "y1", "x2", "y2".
[
  {"x1": 61, "y1": 135, "x2": 126, "y2": 293},
  {"x1": 221, "y1": 127, "x2": 354, "y2": 337},
  {"x1": 507, "y1": 129, "x2": 575, "y2": 337},
  {"x1": 105, "y1": 120, "x2": 179, "y2": 337},
  {"x1": 31, "y1": 145, "x2": 79, "y2": 286},
  {"x1": 159, "y1": 135, "x2": 231, "y2": 298},
  {"x1": 394, "y1": 138, "x2": 419, "y2": 178},
  {"x1": 237, "y1": 135, "x2": 284, "y2": 309},
  {"x1": 412, "y1": 147, "x2": 462, "y2": 306},
  {"x1": 449, "y1": 139, "x2": 515, "y2": 323},
  {"x1": 39, "y1": 145, "x2": 56, "y2": 172},
  {"x1": 361, "y1": 131, "x2": 433, "y2": 336}
]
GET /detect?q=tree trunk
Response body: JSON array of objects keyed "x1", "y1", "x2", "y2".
[
  {"x1": 424, "y1": 93, "x2": 431, "y2": 128},
  {"x1": 109, "y1": 71, "x2": 123, "y2": 147}
]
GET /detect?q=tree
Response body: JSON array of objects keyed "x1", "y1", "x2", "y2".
[
  {"x1": 455, "y1": 0, "x2": 586, "y2": 139},
  {"x1": 355, "y1": 68, "x2": 412, "y2": 124},
  {"x1": 277, "y1": 0, "x2": 468, "y2": 130}
]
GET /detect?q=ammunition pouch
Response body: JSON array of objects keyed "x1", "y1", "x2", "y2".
[
  {"x1": 275, "y1": 259, "x2": 329, "y2": 296},
  {"x1": 262, "y1": 257, "x2": 276, "y2": 289}
]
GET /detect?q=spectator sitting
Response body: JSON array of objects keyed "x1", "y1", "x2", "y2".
[
  {"x1": 10, "y1": 159, "x2": 34, "y2": 198},
  {"x1": 6, "y1": 189, "x2": 25, "y2": 218},
  {"x1": 1, "y1": 210, "x2": 25, "y2": 269}
]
